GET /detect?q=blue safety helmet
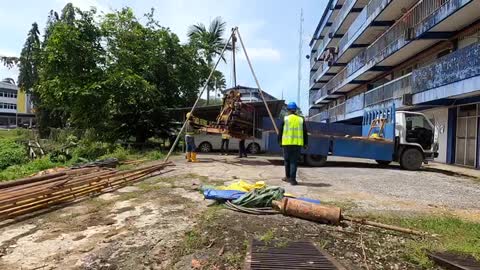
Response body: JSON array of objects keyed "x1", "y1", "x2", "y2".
[{"x1": 286, "y1": 102, "x2": 298, "y2": 111}]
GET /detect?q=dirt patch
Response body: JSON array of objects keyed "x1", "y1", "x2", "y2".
[{"x1": 0, "y1": 168, "x2": 210, "y2": 270}]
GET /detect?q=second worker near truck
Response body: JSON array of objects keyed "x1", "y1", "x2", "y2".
[{"x1": 279, "y1": 102, "x2": 308, "y2": 186}]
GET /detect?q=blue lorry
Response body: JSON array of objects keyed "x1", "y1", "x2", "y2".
[{"x1": 263, "y1": 106, "x2": 439, "y2": 170}]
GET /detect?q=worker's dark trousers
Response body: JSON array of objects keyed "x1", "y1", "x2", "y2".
[
  {"x1": 221, "y1": 139, "x2": 229, "y2": 154},
  {"x1": 239, "y1": 140, "x2": 247, "y2": 157},
  {"x1": 283, "y1": 145, "x2": 301, "y2": 183}
]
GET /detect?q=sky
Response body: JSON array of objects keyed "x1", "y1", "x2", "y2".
[{"x1": 0, "y1": 0, "x2": 328, "y2": 112}]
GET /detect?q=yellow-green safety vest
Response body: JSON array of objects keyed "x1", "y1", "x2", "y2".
[{"x1": 282, "y1": 114, "x2": 304, "y2": 146}]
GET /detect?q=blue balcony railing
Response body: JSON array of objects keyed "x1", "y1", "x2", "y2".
[{"x1": 412, "y1": 41, "x2": 480, "y2": 94}]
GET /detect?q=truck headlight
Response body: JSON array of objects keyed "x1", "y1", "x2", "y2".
[{"x1": 433, "y1": 142, "x2": 439, "y2": 152}]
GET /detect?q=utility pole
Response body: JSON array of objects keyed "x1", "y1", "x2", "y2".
[
  {"x1": 297, "y1": 8, "x2": 304, "y2": 106},
  {"x1": 232, "y1": 29, "x2": 237, "y2": 88}
]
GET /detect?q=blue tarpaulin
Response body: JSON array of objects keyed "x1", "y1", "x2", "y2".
[{"x1": 203, "y1": 189, "x2": 246, "y2": 201}]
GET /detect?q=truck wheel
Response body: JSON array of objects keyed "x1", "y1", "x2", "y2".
[
  {"x1": 400, "y1": 148, "x2": 423, "y2": 170},
  {"x1": 375, "y1": 160, "x2": 392, "y2": 166},
  {"x1": 305, "y1": 154, "x2": 327, "y2": 167}
]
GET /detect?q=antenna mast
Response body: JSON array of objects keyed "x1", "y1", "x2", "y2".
[{"x1": 297, "y1": 9, "x2": 304, "y2": 106}]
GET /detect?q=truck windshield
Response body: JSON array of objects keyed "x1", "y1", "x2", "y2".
[{"x1": 405, "y1": 113, "x2": 434, "y2": 150}]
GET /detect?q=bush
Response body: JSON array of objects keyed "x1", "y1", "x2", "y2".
[
  {"x1": 147, "y1": 150, "x2": 165, "y2": 160},
  {"x1": 73, "y1": 140, "x2": 112, "y2": 161},
  {"x1": 100, "y1": 146, "x2": 131, "y2": 161},
  {"x1": 0, "y1": 157, "x2": 57, "y2": 181},
  {"x1": 0, "y1": 139, "x2": 28, "y2": 170}
]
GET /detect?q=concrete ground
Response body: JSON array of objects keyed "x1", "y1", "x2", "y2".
[{"x1": 184, "y1": 154, "x2": 480, "y2": 220}]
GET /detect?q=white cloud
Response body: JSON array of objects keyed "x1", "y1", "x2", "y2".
[{"x1": 239, "y1": 47, "x2": 281, "y2": 62}]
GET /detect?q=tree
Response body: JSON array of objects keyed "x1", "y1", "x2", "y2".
[
  {"x1": 188, "y1": 17, "x2": 232, "y2": 105},
  {"x1": 36, "y1": 5, "x2": 105, "y2": 130},
  {"x1": 18, "y1": 4, "x2": 221, "y2": 143},
  {"x1": 0, "y1": 56, "x2": 19, "y2": 68},
  {"x1": 100, "y1": 8, "x2": 208, "y2": 142},
  {"x1": 18, "y1": 23, "x2": 41, "y2": 91}
]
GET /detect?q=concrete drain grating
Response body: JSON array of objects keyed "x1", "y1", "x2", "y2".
[{"x1": 246, "y1": 240, "x2": 346, "y2": 270}]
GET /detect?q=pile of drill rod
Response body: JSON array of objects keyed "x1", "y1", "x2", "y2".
[{"x1": 0, "y1": 162, "x2": 172, "y2": 220}]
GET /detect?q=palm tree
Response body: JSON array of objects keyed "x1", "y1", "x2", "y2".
[{"x1": 188, "y1": 17, "x2": 232, "y2": 105}]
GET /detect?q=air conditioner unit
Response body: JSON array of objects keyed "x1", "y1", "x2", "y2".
[{"x1": 402, "y1": 94, "x2": 413, "y2": 106}]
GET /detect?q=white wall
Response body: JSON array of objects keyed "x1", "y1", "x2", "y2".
[{"x1": 421, "y1": 107, "x2": 449, "y2": 163}]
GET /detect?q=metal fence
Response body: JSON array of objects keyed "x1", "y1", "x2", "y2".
[{"x1": 364, "y1": 74, "x2": 412, "y2": 107}]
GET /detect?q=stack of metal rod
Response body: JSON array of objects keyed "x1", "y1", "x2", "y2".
[{"x1": 0, "y1": 162, "x2": 172, "y2": 220}]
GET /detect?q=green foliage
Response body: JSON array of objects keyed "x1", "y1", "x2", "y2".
[
  {"x1": 73, "y1": 140, "x2": 112, "y2": 161},
  {"x1": 20, "y1": 4, "x2": 219, "y2": 142},
  {"x1": 100, "y1": 146, "x2": 131, "y2": 161},
  {"x1": 18, "y1": 22, "x2": 41, "y2": 91},
  {"x1": 0, "y1": 156, "x2": 58, "y2": 181},
  {"x1": 147, "y1": 150, "x2": 165, "y2": 160},
  {"x1": 0, "y1": 140, "x2": 28, "y2": 170}
]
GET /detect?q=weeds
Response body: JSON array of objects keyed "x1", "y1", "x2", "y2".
[
  {"x1": 358, "y1": 213, "x2": 480, "y2": 267},
  {"x1": 259, "y1": 228, "x2": 276, "y2": 243}
]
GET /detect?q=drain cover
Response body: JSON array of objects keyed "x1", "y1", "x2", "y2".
[
  {"x1": 246, "y1": 240, "x2": 345, "y2": 270},
  {"x1": 428, "y1": 252, "x2": 480, "y2": 270}
]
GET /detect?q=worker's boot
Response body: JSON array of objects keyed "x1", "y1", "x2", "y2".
[
  {"x1": 282, "y1": 177, "x2": 290, "y2": 182},
  {"x1": 191, "y1": 152, "x2": 198, "y2": 162},
  {"x1": 186, "y1": 152, "x2": 192, "y2": 162}
]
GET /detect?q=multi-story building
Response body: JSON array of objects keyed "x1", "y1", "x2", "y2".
[
  {"x1": 308, "y1": 0, "x2": 480, "y2": 167},
  {"x1": 0, "y1": 78, "x2": 35, "y2": 128},
  {"x1": 222, "y1": 85, "x2": 278, "y2": 103}
]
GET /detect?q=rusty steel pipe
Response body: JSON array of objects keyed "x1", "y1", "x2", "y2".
[
  {"x1": 0, "y1": 172, "x2": 67, "y2": 189},
  {"x1": 0, "y1": 170, "x2": 154, "y2": 217},
  {"x1": 273, "y1": 198, "x2": 342, "y2": 225}
]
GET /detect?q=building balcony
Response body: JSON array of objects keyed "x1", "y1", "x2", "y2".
[
  {"x1": 365, "y1": 73, "x2": 412, "y2": 108},
  {"x1": 320, "y1": 0, "x2": 478, "y2": 99},
  {"x1": 308, "y1": 110, "x2": 330, "y2": 122},
  {"x1": 345, "y1": 92, "x2": 365, "y2": 119},
  {"x1": 412, "y1": 41, "x2": 480, "y2": 104},
  {"x1": 328, "y1": 102, "x2": 346, "y2": 122}
]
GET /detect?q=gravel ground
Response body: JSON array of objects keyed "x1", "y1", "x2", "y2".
[{"x1": 183, "y1": 154, "x2": 480, "y2": 219}]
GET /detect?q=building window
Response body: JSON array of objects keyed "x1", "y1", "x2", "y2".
[{"x1": 0, "y1": 102, "x2": 17, "y2": 110}]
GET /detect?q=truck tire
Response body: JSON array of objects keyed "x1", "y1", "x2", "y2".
[
  {"x1": 305, "y1": 154, "x2": 327, "y2": 167},
  {"x1": 400, "y1": 148, "x2": 423, "y2": 170},
  {"x1": 375, "y1": 160, "x2": 392, "y2": 166}
]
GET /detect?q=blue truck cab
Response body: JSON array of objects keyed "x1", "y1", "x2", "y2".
[{"x1": 263, "y1": 106, "x2": 438, "y2": 170}]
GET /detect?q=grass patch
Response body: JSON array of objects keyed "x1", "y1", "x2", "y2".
[
  {"x1": 322, "y1": 200, "x2": 358, "y2": 211},
  {"x1": 0, "y1": 157, "x2": 68, "y2": 181},
  {"x1": 358, "y1": 213, "x2": 480, "y2": 267},
  {"x1": 259, "y1": 228, "x2": 276, "y2": 243},
  {"x1": 0, "y1": 129, "x2": 18, "y2": 139},
  {"x1": 176, "y1": 205, "x2": 224, "y2": 256}
]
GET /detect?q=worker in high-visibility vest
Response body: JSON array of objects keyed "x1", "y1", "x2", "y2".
[
  {"x1": 185, "y1": 112, "x2": 198, "y2": 162},
  {"x1": 278, "y1": 102, "x2": 308, "y2": 185},
  {"x1": 220, "y1": 131, "x2": 231, "y2": 155}
]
